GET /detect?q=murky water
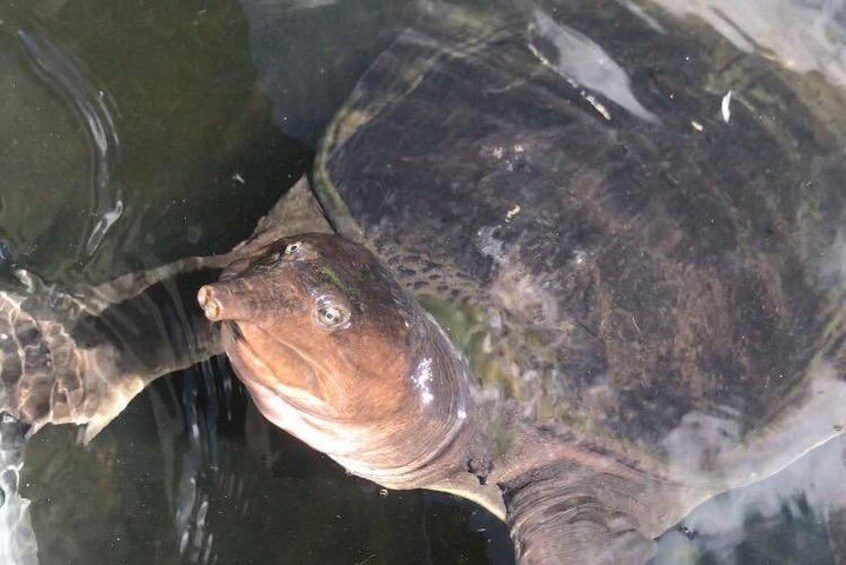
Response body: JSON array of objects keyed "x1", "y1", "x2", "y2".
[{"x1": 0, "y1": 0, "x2": 844, "y2": 563}]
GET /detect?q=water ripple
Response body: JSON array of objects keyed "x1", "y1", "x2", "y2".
[
  {"x1": 0, "y1": 416, "x2": 38, "y2": 565},
  {"x1": 16, "y1": 29, "x2": 123, "y2": 262}
]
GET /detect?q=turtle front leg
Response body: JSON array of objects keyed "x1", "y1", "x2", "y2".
[
  {"x1": 1, "y1": 268, "x2": 222, "y2": 442},
  {"x1": 499, "y1": 459, "x2": 662, "y2": 565}
]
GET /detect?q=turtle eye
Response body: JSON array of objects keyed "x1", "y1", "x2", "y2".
[
  {"x1": 253, "y1": 252, "x2": 281, "y2": 271},
  {"x1": 316, "y1": 302, "x2": 350, "y2": 329},
  {"x1": 284, "y1": 241, "x2": 302, "y2": 255}
]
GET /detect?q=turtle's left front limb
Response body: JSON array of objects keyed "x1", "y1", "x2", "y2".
[
  {"x1": 72, "y1": 267, "x2": 224, "y2": 442},
  {"x1": 500, "y1": 458, "x2": 661, "y2": 565},
  {"x1": 482, "y1": 417, "x2": 691, "y2": 565}
]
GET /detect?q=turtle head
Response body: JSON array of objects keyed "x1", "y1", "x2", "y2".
[{"x1": 197, "y1": 233, "x2": 471, "y2": 486}]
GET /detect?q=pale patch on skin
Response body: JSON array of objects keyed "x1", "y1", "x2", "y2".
[
  {"x1": 721, "y1": 90, "x2": 733, "y2": 123},
  {"x1": 662, "y1": 360, "x2": 846, "y2": 492},
  {"x1": 475, "y1": 227, "x2": 562, "y2": 328},
  {"x1": 489, "y1": 263, "x2": 560, "y2": 328},
  {"x1": 820, "y1": 227, "x2": 846, "y2": 285},
  {"x1": 412, "y1": 357, "x2": 435, "y2": 405}
]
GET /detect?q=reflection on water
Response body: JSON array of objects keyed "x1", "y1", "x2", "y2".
[
  {"x1": 2, "y1": 0, "x2": 310, "y2": 283},
  {"x1": 237, "y1": 0, "x2": 419, "y2": 144},
  {"x1": 655, "y1": 436, "x2": 845, "y2": 564},
  {"x1": 0, "y1": 418, "x2": 37, "y2": 565},
  {"x1": 528, "y1": 6, "x2": 658, "y2": 122},
  {"x1": 0, "y1": 0, "x2": 843, "y2": 563},
  {"x1": 17, "y1": 29, "x2": 123, "y2": 262},
  {"x1": 647, "y1": 0, "x2": 846, "y2": 86}
]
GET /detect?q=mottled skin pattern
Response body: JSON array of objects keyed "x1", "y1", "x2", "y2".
[
  {"x1": 0, "y1": 283, "x2": 91, "y2": 429},
  {"x1": 0, "y1": 267, "x2": 221, "y2": 441}
]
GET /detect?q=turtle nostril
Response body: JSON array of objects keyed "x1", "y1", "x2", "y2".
[{"x1": 197, "y1": 286, "x2": 223, "y2": 321}]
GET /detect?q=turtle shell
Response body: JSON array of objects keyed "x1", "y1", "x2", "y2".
[{"x1": 313, "y1": 1, "x2": 846, "y2": 464}]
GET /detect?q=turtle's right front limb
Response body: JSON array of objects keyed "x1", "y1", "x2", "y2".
[{"x1": 0, "y1": 267, "x2": 222, "y2": 442}]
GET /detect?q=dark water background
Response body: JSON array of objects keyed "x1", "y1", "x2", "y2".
[{"x1": 0, "y1": 0, "x2": 845, "y2": 563}]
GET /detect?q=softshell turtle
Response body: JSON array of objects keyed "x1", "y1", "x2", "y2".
[
  {"x1": 199, "y1": 3, "x2": 845, "y2": 563},
  {"x1": 2, "y1": 2, "x2": 845, "y2": 564}
]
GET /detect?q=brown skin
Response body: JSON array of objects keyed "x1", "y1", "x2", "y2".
[{"x1": 197, "y1": 233, "x2": 682, "y2": 564}]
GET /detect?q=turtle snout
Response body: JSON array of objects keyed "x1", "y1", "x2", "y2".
[
  {"x1": 198, "y1": 283, "x2": 256, "y2": 322},
  {"x1": 197, "y1": 285, "x2": 225, "y2": 321},
  {"x1": 199, "y1": 274, "x2": 307, "y2": 324}
]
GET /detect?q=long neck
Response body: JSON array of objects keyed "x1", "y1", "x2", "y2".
[
  {"x1": 418, "y1": 410, "x2": 509, "y2": 519},
  {"x1": 71, "y1": 268, "x2": 223, "y2": 377}
]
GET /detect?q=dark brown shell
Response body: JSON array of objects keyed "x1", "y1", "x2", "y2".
[{"x1": 314, "y1": 1, "x2": 846, "y2": 462}]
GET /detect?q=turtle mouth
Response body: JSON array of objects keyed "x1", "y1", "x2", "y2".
[{"x1": 220, "y1": 321, "x2": 332, "y2": 417}]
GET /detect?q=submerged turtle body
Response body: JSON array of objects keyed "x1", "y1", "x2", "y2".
[
  {"x1": 195, "y1": 3, "x2": 843, "y2": 561},
  {"x1": 314, "y1": 2, "x2": 845, "y2": 470},
  {"x1": 293, "y1": 1, "x2": 844, "y2": 561}
]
